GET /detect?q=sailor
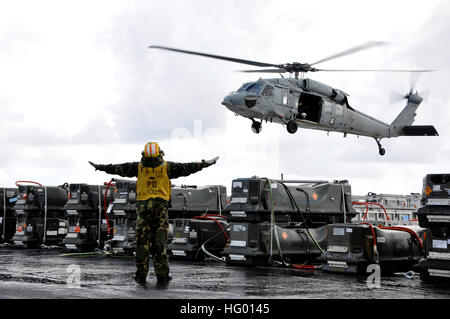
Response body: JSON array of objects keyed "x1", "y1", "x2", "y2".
[{"x1": 89, "y1": 142, "x2": 218, "y2": 286}]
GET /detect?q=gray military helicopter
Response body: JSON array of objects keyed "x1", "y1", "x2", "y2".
[{"x1": 149, "y1": 42, "x2": 438, "y2": 155}]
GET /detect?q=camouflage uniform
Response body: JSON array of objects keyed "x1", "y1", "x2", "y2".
[{"x1": 93, "y1": 159, "x2": 212, "y2": 282}]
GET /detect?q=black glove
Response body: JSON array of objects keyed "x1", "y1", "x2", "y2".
[
  {"x1": 88, "y1": 161, "x2": 100, "y2": 171},
  {"x1": 202, "y1": 156, "x2": 219, "y2": 167}
]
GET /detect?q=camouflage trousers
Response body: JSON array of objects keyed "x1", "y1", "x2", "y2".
[{"x1": 135, "y1": 199, "x2": 169, "y2": 280}]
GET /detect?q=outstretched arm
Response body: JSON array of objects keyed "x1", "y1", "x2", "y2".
[
  {"x1": 89, "y1": 161, "x2": 139, "y2": 178},
  {"x1": 167, "y1": 156, "x2": 219, "y2": 179}
]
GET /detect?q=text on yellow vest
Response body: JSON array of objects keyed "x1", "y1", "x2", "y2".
[{"x1": 137, "y1": 161, "x2": 171, "y2": 201}]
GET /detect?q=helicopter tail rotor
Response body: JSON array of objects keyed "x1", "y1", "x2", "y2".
[
  {"x1": 389, "y1": 72, "x2": 431, "y2": 105},
  {"x1": 389, "y1": 90, "x2": 410, "y2": 104}
]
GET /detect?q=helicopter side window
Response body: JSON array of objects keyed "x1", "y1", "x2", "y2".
[
  {"x1": 261, "y1": 85, "x2": 274, "y2": 97},
  {"x1": 282, "y1": 88, "x2": 288, "y2": 105}
]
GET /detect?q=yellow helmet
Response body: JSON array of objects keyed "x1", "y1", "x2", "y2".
[{"x1": 143, "y1": 142, "x2": 161, "y2": 158}]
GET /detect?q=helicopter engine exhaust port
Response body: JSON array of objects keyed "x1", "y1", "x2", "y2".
[
  {"x1": 251, "y1": 119, "x2": 262, "y2": 134},
  {"x1": 244, "y1": 95, "x2": 258, "y2": 108},
  {"x1": 287, "y1": 121, "x2": 298, "y2": 134}
]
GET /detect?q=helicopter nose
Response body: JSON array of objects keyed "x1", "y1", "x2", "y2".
[
  {"x1": 221, "y1": 94, "x2": 245, "y2": 109},
  {"x1": 221, "y1": 96, "x2": 232, "y2": 107}
]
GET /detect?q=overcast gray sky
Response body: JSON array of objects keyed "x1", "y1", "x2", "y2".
[{"x1": 0, "y1": 0, "x2": 448, "y2": 196}]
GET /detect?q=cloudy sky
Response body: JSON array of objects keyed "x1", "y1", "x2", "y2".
[{"x1": 0, "y1": 0, "x2": 448, "y2": 197}]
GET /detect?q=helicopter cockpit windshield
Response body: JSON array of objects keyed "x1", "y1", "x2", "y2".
[{"x1": 237, "y1": 82, "x2": 263, "y2": 94}]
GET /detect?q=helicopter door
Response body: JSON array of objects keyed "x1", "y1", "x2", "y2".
[
  {"x1": 319, "y1": 100, "x2": 345, "y2": 128},
  {"x1": 333, "y1": 103, "x2": 346, "y2": 128},
  {"x1": 297, "y1": 93, "x2": 322, "y2": 123},
  {"x1": 277, "y1": 87, "x2": 294, "y2": 106},
  {"x1": 281, "y1": 88, "x2": 289, "y2": 105},
  {"x1": 320, "y1": 100, "x2": 332, "y2": 126},
  {"x1": 274, "y1": 87, "x2": 296, "y2": 118}
]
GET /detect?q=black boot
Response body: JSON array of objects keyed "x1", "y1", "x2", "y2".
[
  {"x1": 156, "y1": 275, "x2": 172, "y2": 286},
  {"x1": 133, "y1": 274, "x2": 147, "y2": 287}
]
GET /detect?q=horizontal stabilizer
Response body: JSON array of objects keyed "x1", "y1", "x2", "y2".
[{"x1": 402, "y1": 125, "x2": 438, "y2": 136}]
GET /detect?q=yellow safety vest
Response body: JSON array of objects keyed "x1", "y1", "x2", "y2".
[{"x1": 137, "y1": 161, "x2": 171, "y2": 201}]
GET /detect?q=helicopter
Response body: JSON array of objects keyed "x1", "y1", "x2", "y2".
[{"x1": 149, "y1": 42, "x2": 438, "y2": 155}]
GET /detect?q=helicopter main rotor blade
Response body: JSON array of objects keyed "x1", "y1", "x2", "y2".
[
  {"x1": 310, "y1": 41, "x2": 387, "y2": 66},
  {"x1": 149, "y1": 45, "x2": 280, "y2": 68},
  {"x1": 239, "y1": 69, "x2": 287, "y2": 73},
  {"x1": 314, "y1": 68, "x2": 435, "y2": 72}
]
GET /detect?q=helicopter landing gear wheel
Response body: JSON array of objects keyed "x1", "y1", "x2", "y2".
[
  {"x1": 286, "y1": 121, "x2": 298, "y2": 134},
  {"x1": 251, "y1": 120, "x2": 262, "y2": 134},
  {"x1": 375, "y1": 138, "x2": 385, "y2": 156}
]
